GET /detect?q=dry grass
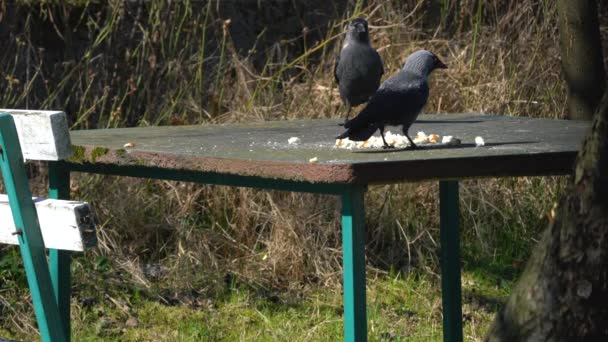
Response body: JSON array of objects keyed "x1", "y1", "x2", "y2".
[{"x1": 0, "y1": 0, "x2": 606, "y2": 338}]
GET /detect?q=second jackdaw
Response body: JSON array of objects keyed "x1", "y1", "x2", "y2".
[
  {"x1": 336, "y1": 50, "x2": 447, "y2": 149},
  {"x1": 335, "y1": 18, "x2": 384, "y2": 124}
]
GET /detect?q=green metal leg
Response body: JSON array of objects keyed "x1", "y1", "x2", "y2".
[
  {"x1": 439, "y1": 181, "x2": 463, "y2": 342},
  {"x1": 49, "y1": 161, "x2": 72, "y2": 341},
  {"x1": 341, "y1": 185, "x2": 367, "y2": 342},
  {"x1": 0, "y1": 114, "x2": 67, "y2": 342}
]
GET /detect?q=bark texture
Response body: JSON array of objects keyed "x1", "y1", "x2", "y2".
[
  {"x1": 557, "y1": 0, "x2": 606, "y2": 120},
  {"x1": 486, "y1": 87, "x2": 608, "y2": 340}
]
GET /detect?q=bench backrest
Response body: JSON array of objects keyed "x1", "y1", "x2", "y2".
[
  {"x1": 0, "y1": 109, "x2": 73, "y2": 161},
  {"x1": 0, "y1": 110, "x2": 96, "y2": 252}
]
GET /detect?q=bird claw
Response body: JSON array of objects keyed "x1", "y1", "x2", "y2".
[
  {"x1": 382, "y1": 145, "x2": 395, "y2": 150},
  {"x1": 338, "y1": 122, "x2": 345, "y2": 127}
]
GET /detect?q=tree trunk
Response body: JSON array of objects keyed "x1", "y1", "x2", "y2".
[
  {"x1": 557, "y1": 0, "x2": 606, "y2": 120},
  {"x1": 486, "y1": 87, "x2": 608, "y2": 339}
]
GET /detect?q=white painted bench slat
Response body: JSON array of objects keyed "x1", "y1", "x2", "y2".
[
  {"x1": 0, "y1": 109, "x2": 72, "y2": 161},
  {"x1": 0, "y1": 194, "x2": 96, "y2": 251}
]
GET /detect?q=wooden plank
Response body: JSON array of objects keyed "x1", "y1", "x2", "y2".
[
  {"x1": 0, "y1": 194, "x2": 96, "y2": 251},
  {"x1": 0, "y1": 109, "x2": 72, "y2": 161}
]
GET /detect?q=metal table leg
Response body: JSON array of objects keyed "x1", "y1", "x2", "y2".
[
  {"x1": 49, "y1": 161, "x2": 72, "y2": 341},
  {"x1": 439, "y1": 180, "x2": 463, "y2": 342},
  {"x1": 341, "y1": 185, "x2": 367, "y2": 342}
]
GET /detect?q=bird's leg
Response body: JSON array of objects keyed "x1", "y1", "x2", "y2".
[
  {"x1": 340, "y1": 103, "x2": 352, "y2": 126},
  {"x1": 405, "y1": 133, "x2": 417, "y2": 149},
  {"x1": 344, "y1": 104, "x2": 352, "y2": 122},
  {"x1": 380, "y1": 126, "x2": 394, "y2": 149}
]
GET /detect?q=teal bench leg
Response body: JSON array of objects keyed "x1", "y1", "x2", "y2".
[
  {"x1": 48, "y1": 161, "x2": 72, "y2": 342},
  {"x1": 0, "y1": 114, "x2": 68, "y2": 342},
  {"x1": 439, "y1": 181, "x2": 463, "y2": 342},
  {"x1": 341, "y1": 185, "x2": 367, "y2": 342}
]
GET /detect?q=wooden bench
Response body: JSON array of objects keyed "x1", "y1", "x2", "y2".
[{"x1": 0, "y1": 110, "x2": 97, "y2": 342}]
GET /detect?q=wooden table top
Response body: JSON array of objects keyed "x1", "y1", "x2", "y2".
[{"x1": 68, "y1": 114, "x2": 590, "y2": 185}]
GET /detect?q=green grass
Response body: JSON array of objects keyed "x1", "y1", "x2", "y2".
[
  {"x1": 1, "y1": 237, "x2": 519, "y2": 341},
  {"x1": 60, "y1": 269, "x2": 508, "y2": 341}
]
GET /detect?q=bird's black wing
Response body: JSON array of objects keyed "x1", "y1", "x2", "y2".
[
  {"x1": 345, "y1": 88, "x2": 396, "y2": 128},
  {"x1": 338, "y1": 87, "x2": 397, "y2": 142},
  {"x1": 346, "y1": 77, "x2": 428, "y2": 126},
  {"x1": 337, "y1": 84, "x2": 425, "y2": 141},
  {"x1": 336, "y1": 89, "x2": 391, "y2": 141}
]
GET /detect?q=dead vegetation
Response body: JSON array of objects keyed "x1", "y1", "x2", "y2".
[{"x1": 0, "y1": 0, "x2": 607, "y2": 337}]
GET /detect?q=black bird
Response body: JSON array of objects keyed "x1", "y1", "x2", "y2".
[
  {"x1": 337, "y1": 50, "x2": 447, "y2": 149},
  {"x1": 334, "y1": 18, "x2": 384, "y2": 124}
]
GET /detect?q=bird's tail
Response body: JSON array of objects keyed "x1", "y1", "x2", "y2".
[
  {"x1": 336, "y1": 122, "x2": 377, "y2": 141},
  {"x1": 337, "y1": 104, "x2": 378, "y2": 141}
]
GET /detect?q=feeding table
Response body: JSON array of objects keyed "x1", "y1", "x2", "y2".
[{"x1": 55, "y1": 113, "x2": 589, "y2": 342}]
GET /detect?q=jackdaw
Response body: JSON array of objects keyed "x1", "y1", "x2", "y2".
[
  {"x1": 334, "y1": 18, "x2": 384, "y2": 124},
  {"x1": 336, "y1": 50, "x2": 447, "y2": 149}
]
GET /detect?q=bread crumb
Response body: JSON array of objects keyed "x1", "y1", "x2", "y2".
[
  {"x1": 288, "y1": 137, "x2": 301, "y2": 145},
  {"x1": 335, "y1": 131, "x2": 444, "y2": 149},
  {"x1": 309, "y1": 157, "x2": 318, "y2": 164},
  {"x1": 442, "y1": 136, "x2": 461, "y2": 145},
  {"x1": 428, "y1": 134, "x2": 440, "y2": 143},
  {"x1": 414, "y1": 131, "x2": 428, "y2": 144},
  {"x1": 475, "y1": 136, "x2": 485, "y2": 146},
  {"x1": 123, "y1": 142, "x2": 135, "y2": 148}
]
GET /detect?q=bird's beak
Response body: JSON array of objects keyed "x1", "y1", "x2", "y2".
[
  {"x1": 356, "y1": 24, "x2": 367, "y2": 33},
  {"x1": 435, "y1": 58, "x2": 448, "y2": 69}
]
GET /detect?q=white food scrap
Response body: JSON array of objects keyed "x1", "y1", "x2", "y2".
[
  {"x1": 288, "y1": 137, "x2": 301, "y2": 145},
  {"x1": 123, "y1": 142, "x2": 136, "y2": 148},
  {"x1": 309, "y1": 157, "x2": 318, "y2": 164},
  {"x1": 335, "y1": 130, "x2": 449, "y2": 149},
  {"x1": 333, "y1": 130, "x2": 476, "y2": 150},
  {"x1": 442, "y1": 136, "x2": 461, "y2": 145},
  {"x1": 414, "y1": 131, "x2": 428, "y2": 144}
]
